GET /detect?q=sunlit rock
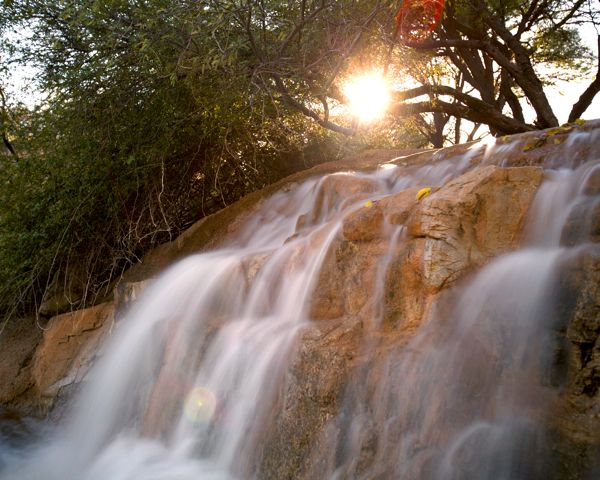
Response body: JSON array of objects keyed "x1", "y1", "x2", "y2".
[
  {"x1": 407, "y1": 165, "x2": 543, "y2": 292},
  {"x1": 341, "y1": 202, "x2": 384, "y2": 242}
]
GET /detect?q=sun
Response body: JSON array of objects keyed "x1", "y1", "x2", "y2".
[{"x1": 343, "y1": 72, "x2": 391, "y2": 123}]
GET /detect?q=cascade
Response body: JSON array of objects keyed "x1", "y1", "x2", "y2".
[{"x1": 1, "y1": 126, "x2": 599, "y2": 479}]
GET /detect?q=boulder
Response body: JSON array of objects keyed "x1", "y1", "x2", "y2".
[
  {"x1": 32, "y1": 302, "x2": 115, "y2": 409},
  {"x1": 583, "y1": 165, "x2": 600, "y2": 196},
  {"x1": 552, "y1": 247, "x2": 600, "y2": 479},
  {"x1": 380, "y1": 166, "x2": 543, "y2": 332},
  {"x1": 272, "y1": 165, "x2": 547, "y2": 478},
  {"x1": 259, "y1": 320, "x2": 363, "y2": 480},
  {"x1": 113, "y1": 279, "x2": 153, "y2": 318},
  {"x1": 310, "y1": 238, "x2": 391, "y2": 322},
  {"x1": 560, "y1": 198, "x2": 600, "y2": 246},
  {"x1": 342, "y1": 202, "x2": 384, "y2": 242},
  {"x1": 406, "y1": 165, "x2": 543, "y2": 292},
  {"x1": 378, "y1": 186, "x2": 420, "y2": 225}
]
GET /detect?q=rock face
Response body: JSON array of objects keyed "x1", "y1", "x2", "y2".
[
  {"x1": 552, "y1": 247, "x2": 600, "y2": 479},
  {"x1": 32, "y1": 302, "x2": 115, "y2": 411},
  {"x1": 0, "y1": 316, "x2": 42, "y2": 410},
  {"x1": 407, "y1": 166, "x2": 542, "y2": 290},
  {"x1": 261, "y1": 165, "x2": 545, "y2": 479}
]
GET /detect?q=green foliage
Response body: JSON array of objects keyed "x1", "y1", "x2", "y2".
[{"x1": 0, "y1": 0, "x2": 359, "y2": 318}]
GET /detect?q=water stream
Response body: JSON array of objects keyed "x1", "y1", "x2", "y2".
[{"x1": 1, "y1": 130, "x2": 599, "y2": 479}]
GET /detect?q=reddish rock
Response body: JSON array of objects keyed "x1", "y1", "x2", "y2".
[
  {"x1": 583, "y1": 166, "x2": 600, "y2": 196},
  {"x1": 407, "y1": 165, "x2": 543, "y2": 292},
  {"x1": 342, "y1": 203, "x2": 385, "y2": 242},
  {"x1": 32, "y1": 302, "x2": 115, "y2": 406},
  {"x1": 378, "y1": 187, "x2": 421, "y2": 225}
]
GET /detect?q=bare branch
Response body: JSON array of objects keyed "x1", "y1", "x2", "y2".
[
  {"x1": 569, "y1": 34, "x2": 600, "y2": 121},
  {"x1": 271, "y1": 75, "x2": 354, "y2": 136},
  {"x1": 278, "y1": 1, "x2": 329, "y2": 55},
  {"x1": 499, "y1": 69, "x2": 525, "y2": 124},
  {"x1": 550, "y1": 0, "x2": 587, "y2": 32},
  {"x1": 390, "y1": 84, "x2": 535, "y2": 135}
]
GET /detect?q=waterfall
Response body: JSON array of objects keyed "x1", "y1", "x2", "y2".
[{"x1": 1, "y1": 129, "x2": 599, "y2": 480}]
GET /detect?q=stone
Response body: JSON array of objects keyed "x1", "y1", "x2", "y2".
[
  {"x1": 342, "y1": 202, "x2": 384, "y2": 242},
  {"x1": 560, "y1": 198, "x2": 600, "y2": 246},
  {"x1": 0, "y1": 316, "x2": 42, "y2": 410},
  {"x1": 407, "y1": 165, "x2": 543, "y2": 292},
  {"x1": 551, "y1": 247, "x2": 600, "y2": 479},
  {"x1": 378, "y1": 187, "x2": 420, "y2": 225},
  {"x1": 310, "y1": 238, "x2": 387, "y2": 321},
  {"x1": 583, "y1": 166, "x2": 600, "y2": 196},
  {"x1": 32, "y1": 302, "x2": 115, "y2": 407},
  {"x1": 114, "y1": 280, "x2": 153, "y2": 317},
  {"x1": 303, "y1": 173, "x2": 379, "y2": 228},
  {"x1": 259, "y1": 320, "x2": 363, "y2": 480}
]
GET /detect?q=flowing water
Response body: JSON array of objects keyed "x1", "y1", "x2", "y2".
[{"x1": 1, "y1": 129, "x2": 599, "y2": 479}]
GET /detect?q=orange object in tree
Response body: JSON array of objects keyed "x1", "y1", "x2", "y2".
[{"x1": 395, "y1": 0, "x2": 445, "y2": 43}]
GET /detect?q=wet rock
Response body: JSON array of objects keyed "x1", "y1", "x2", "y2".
[
  {"x1": 381, "y1": 166, "x2": 543, "y2": 332},
  {"x1": 310, "y1": 239, "x2": 388, "y2": 321},
  {"x1": 316, "y1": 173, "x2": 378, "y2": 205},
  {"x1": 304, "y1": 174, "x2": 378, "y2": 228},
  {"x1": 114, "y1": 280, "x2": 152, "y2": 317},
  {"x1": 583, "y1": 166, "x2": 600, "y2": 196},
  {"x1": 342, "y1": 202, "x2": 384, "y2": 242},
  {"x1": 407, "y1": 165, "x2": 543, "y2": 292},
  {"x1": 32, "y1": 302, "x2": 115, "y2": 409},
  {"x1": 259, "y1": 320, "x2": 363, "y2": 480},
  {"x1": 552, "y1": 247, "x2": 600, "y2": 479},
  {"x1": 560, "y1": 198, "x2": 600, "y2": 246},
  {"x1": 241, "y1": 253, "x2": 271, "y2": 284},
  {"x1": 378, "y1": 187, "x2": 420, "y2": 225}
]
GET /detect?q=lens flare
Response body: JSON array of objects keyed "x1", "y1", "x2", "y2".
[
  {"x1": 183, "y1": 387, "x2": 218, "y2": 423},
  {"x1": 343, "y1": 72, "x2": 391, "y2": 123}
]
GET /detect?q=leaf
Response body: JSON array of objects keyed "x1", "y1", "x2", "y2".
[{"x1": 417, "y1": 187, "x2": 432, "y2": 201}]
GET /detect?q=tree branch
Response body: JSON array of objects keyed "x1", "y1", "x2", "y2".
[
  {"x1": 550, "y1": 0, "x2": 586, "y2": 32},
  {"x1": 390, "y1": 84, "x2": 535, "y2": 135},
  {"x1": 271, "y1": 75, "x2": 354, "y2": 136},
  {"x1": 569, "y1": 34, "x2": 600, "y2": 122},
  {"x1": 499, "y1": 69, "x2": 525, "y2": 124},
  {"x1": 0, "y1": 86, "x2": 18, "y2": 159},
  {"x1": 472, "y1": 0, "x2": 559, "y2": 127},
  {"x1": 278, "y1": 0, "x2": 329, "y2": 55}
]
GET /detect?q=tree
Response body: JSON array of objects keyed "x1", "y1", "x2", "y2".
[
  {"x1": 0, "y1": 0, "x2": 422, "y2": 318},
  {"x1": 216, "y1": 0, "x2": 599, "y2": 138},
  {"x1": 396, "y1": 0, "x2": 600, "y2": 134},
  {"x1": 0, "y1": 0, "x2": 334, "y2": 317}
]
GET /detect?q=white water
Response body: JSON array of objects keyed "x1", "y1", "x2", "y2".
[{"x1": 1, "y1": 131, "x2": 599, "y2": 479}]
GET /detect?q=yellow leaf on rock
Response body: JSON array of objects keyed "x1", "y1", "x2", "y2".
[
  {"x1": 364, "y1": 200, "x2": 374, "y2": 208},
  {"x1": 417, "y1": 187, "x2": 432, "y2": 201}
]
